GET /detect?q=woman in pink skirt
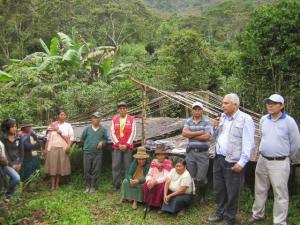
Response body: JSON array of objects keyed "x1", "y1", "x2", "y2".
[
  {"x1": 143, "y1": 145, "x2": 172, "y2": 211},
  {"x1": 45, "y1": 109, "x2": 74, "y2": 190}
]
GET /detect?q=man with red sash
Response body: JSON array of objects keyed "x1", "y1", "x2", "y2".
[{"x1": 111, "y1": 102, "x2": 136, "y2": 192}]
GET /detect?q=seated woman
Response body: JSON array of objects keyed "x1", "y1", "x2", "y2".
[
  {"x1": 0, "y1": 119, "x2": 23, "y2": 200},
  {"x1": 143, "y1": 145, "x2": 172, "y2": 211},
  {"x1": 160, "y1": 158, "x2": 195, "y2": 215},
  {"x1": 120, "y1": 147, "x2": 150, "y2": 210}
]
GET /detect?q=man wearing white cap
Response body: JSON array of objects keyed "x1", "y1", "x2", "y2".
[
  {"x1": 182, "y1": 102, "x2": 212, "y2": 206},
  {"x1": 249, "y1": 94, "x2": 300, "y2": 225}
]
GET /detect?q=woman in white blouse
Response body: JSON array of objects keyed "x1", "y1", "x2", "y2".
[
  {"x1": 160, "y1": 158, "x2": 195, "y2": 215},
  {"x1": 45, "y1": 109, "x2": 74, "y2": 190}
]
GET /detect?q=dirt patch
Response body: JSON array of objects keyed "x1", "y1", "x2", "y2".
[{"x1": 19, "y1": 209, "x2": 49, "y2": 225}]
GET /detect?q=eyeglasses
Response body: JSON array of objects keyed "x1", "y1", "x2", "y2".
[{"x1": 266, "y1": 101, "x2": 281, "y2": 106}]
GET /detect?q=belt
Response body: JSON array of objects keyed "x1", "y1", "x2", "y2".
[
  {"x1": 261, "y1": 154, "x2": 287, "y2": 161},
  {"x1": 189, "y1": 147, "x2": 209, "y2": 153}
]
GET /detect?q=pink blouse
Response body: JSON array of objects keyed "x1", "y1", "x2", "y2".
[{"x1": 146, "y1": 159, "x2": 173, "y2": 184}]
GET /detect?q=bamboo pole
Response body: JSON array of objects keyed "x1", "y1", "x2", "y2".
[{"x1": 141, "y1": 85, "x2": 147, "y2": 145}]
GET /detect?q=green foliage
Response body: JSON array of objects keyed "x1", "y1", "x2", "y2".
[
  {"x1": 164, "y1": 30, "x2": 222, "y2": 91},
  {"x1": 0, "y1": 32, "x2": 122, "y2": 123},
  {"x1": 0, "y1": 70, "x2": 13, "y2": 81},
  {"x1": 1, "y1": 0, "x2": 299, "y2": 124},
  {"x1": 0, "y1": 0, "x2": 158, "y2": 66},
  {"x1": 239, "y1": 0, "x2": 300, "y2": 118}
]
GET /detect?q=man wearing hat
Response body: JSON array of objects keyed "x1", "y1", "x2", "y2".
[
  {"x1": 111, "y1": 102, "x2": 136, "y2": 192},
  {"x1": 81, "y1": 112, "x2": 109, "y2": 193},
  {"x1": 19, "y1": 122, "x2": 41, "y2": 181},
  {"x1": 248, "y1": 94, "x2": 300, "y2": 225},
  {"x1": 182, "y1": 102, "x2": 212, "y2": 206}
]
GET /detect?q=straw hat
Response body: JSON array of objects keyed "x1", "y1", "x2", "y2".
[
  {"x1": 154, "y1": 144, "x2": 168, "y2": 155},
  {"x1": 20, "y1": 121, "x2": 33, "y2": 130},
  {"x1": 133, "y1": 146, "x2": 149, "y2": 159}
]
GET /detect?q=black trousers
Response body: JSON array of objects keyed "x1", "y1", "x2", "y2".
[
  {"x1": 213, "y1": 155, "x2": 244, "y2": 224},
  {"x1": 83, "y1": 152, "x2": 103, "y2": 188}
]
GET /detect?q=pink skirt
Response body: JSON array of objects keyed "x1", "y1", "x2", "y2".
[{"x1": 143, "y1": 182, "x2": 165, "y2": 207}]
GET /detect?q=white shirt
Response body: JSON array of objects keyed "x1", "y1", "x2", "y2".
[
  {"x1": 58, "y1": 122, "x2": 75, "y2": 141},
  {"x1": 168, "y1": 168, "x2": 195, "y2": 194},
  {"x1": 216, "y1": 117, "x2": 234, "y2": 156},
  {"x1": 92, "y1": 126, "x2": 99, "y2": 132},
  {"x1": 0, "y1": 141, "x2": 6, "y2": 158}
]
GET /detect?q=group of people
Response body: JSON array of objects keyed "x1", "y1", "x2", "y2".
[
  {"x1": 0, "y1": 119, "x2": 41, "y2": 200},
  {"x1": 0, "y1": 93, "x2": 300, "y2": 225},
  {"x1": 182, "y1": 93, "x2": 300, "y2": 225}
]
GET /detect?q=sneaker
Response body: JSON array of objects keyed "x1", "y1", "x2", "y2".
[
  {"x1": 132, "y1": 201, "x2": 138, "y2": 210},
  {"x1": 144, "y1": 207, "x2": 150, "y2": 212},
  {"x1": 89, "y1": 187, "x2": 96, "y2": 193},
  {"x1": 200, "y1": 196, "x2": 206, "y2": 207},
  {"x1": 84, "y1": 187, "x2": 90, "y2": 193},
  {"x1": 116, "y1": 198, "x2": 125, "y2": 205},
  {"x1": 3, "y1": 196, "x2": 10, "y2": 203},
  {"x1": 157, "y1": 210, "x2": 164, "y2": 214},
  {"x1": 208, "y1": 214, "x2": 223, "y2": 223},
  {"x1": 177, "y1": 209, "x2": 185, "y2": 216},
  {"x1": 248, "y1": 216, "x2": 265, "y2": 224}
]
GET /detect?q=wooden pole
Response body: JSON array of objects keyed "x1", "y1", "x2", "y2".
[{"x1": 141, "y1": 85, "x2": 147, "y2": 145}]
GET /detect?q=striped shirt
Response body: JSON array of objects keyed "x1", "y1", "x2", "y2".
[{"x1": 183, "y1": 116, "x2": 212, "y2": 149}]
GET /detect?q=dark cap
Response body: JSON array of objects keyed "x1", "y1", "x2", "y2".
[
  {"x1": 92, "y1": 112, "x2": 102, "y2": 118},
  {"x1": 117, "y1": 101, "x2": 127, "y2": 108}
]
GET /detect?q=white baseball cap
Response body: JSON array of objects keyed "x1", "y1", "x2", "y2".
[
  {"x1": 192, "y1": 102, "x2": 204, "y2": 109},
  {"x1": 264, "y1": 94, "x2": 284, "y2": 104}
]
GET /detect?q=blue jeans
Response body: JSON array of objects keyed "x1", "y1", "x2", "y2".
[{"x1": 5, "y1": 166, "x2": 20, "y2": 196}]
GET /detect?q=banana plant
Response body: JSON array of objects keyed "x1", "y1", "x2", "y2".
[{"x1": 0, "y1": 70, "x2": 13, "y2": 81}]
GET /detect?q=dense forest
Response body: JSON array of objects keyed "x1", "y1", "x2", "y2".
[{"x1": 0, "y1": 0, "x2": 299, "y2": 124}]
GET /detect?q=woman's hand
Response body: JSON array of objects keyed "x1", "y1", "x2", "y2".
[
  {"x1": 164, "y1": 194, "x2": 171, "y2": 204},
  {"x1": 65, "y1": 144, "x2": 71, "y2": 154},
  {"x1": 13, "y1": 164, "x2": 21, "y2": 172},
  {"x1": 130, "y1": 179, "x2": 139, "y2": 185},
  {"x1": 147, "y1": 180, "x2": 157, "y2": 189}
]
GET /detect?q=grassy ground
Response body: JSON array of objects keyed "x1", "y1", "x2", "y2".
[{"x1": 2, "y1": 168, "x2": 300, "y2": 225}]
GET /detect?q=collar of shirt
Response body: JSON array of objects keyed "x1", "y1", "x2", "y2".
[
  {"x1": 92, "y1": 125, "x2": 100, "y2": 131},
  {"x1": 3, "y1": 134, "x2": 21, "y2": 142},
  {"x1": 223, "y1": 110, "x2": 239, "y2": 121},
  {"x1": 192, "y1": 116, "x2": 204, "y2": 124},
  {"x1": 267, "y1": 112, "x2": 286, "y2": 120}
]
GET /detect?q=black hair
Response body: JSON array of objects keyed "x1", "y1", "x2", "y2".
[
  {"x1": 57, "y1": 109, "x2": 66, "y2": 116},
  {"x1": 1, "y1": 118, "x2": 16, "y2": 133},
  {"x1": 175, "y1": 158, "x2": 186, "y2": 166}
]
